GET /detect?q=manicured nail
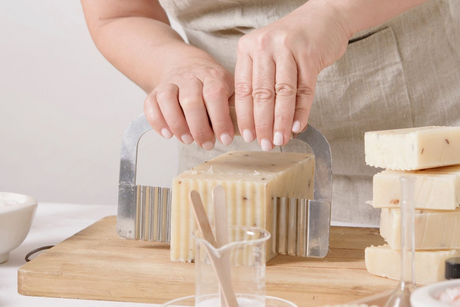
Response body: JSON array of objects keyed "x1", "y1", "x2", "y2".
[
  {"x1": 292, "y1": 121, "x2": 301, "y2": 133},
  {"x1": 243, "y1": 129, "x2": 254, "y2": 143},
  {"x1": 181, "y1": 134, "x2": 193, "y2": 145},
  {"x1": 161, "y1": 128, "x2": 173, "y2": 139},
  {"x1": 273, "y1": 132, "x2": 284, "y2": 146},
  {"x1": 261, "y1": 138, "x2": 272, "y2": 152},
  {"x1": 202, "y1": 141, "x2": 214, "y2": 151},
  {"x1": 220, "y1": 133, "x2": 233, "y2": 146}
]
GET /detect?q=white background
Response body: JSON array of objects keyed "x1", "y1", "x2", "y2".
[{"x1": 0, "y1": 1, "x2": 187, "y2": 206}]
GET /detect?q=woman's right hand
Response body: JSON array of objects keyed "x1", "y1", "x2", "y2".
[{"x1": 144, "y1": 55, "x2": 235, "y2": 151}]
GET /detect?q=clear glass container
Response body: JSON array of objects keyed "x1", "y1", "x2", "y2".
[
  {"x1": 384, "y1": 176, "x2": 417, "y2": 307},
  {"x1": 194, "y1": 226, "x2": 270, "y2": 307},
  {"x1": 162, "y1": 226, "x2": 297, "y2": 307},
  {"x1": 162, "y1": 295, "x2": 297, "y2": 307}
]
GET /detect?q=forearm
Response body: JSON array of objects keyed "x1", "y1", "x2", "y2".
[
  {"x1": 298, "y1": 0, "x2": 431, "y2": 39},
  {"x1": 81, "y1": 1, "x2": 213, "y2": 93},
  {"x1": 339, "y1": 0, "x2": 431, "y2": 36}
]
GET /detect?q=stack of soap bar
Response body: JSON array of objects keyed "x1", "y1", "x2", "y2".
[
  {"x1": 365, "y1": 245, "x2": 460, "y2": 285},
  {"x1": 365, "y1": 126, "x2": 460, "y2": 171},
  {"x1": 380, "y1": 208, "x2": 460, "y2": 250},
  {"x1": 364, "y1": 126, "x2": 460, "y2": 285},
  {"x1": 170, "y1": 151, "x2": 315, "y2": 262}
]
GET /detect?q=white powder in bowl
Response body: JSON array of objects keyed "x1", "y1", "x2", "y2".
[
  {"x1": 439, "y1": 286, "x2": 460, "y2": 306},
  {"x1": 0, "y1": 199, "x2": 24, "y2": 208}
]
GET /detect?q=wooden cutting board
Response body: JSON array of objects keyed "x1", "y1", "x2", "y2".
[{"x1": 18, "y1": 216, "x2": 396, "y2": 306}]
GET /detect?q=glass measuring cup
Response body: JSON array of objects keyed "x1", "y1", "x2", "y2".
[
  {"x1": 162, "y1": 226, "x2": 297, "y2": 307},
  {"x1": 384, "y1": 176, "x2": 417, "y2": 307},
  {"x1": 194, "y1": 226, "x2": 269, "y2": 307}
]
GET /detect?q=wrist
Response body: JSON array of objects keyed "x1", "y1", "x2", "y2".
[
  {"x1": 295, "y1": 0, "x2": 355, "y2": 40},
  {"x1": 150, "y1": 42, "x2": 219, "y2": 89},
  {"x1": 313, "y1": 0, "x2": 431, "y2": 37}
]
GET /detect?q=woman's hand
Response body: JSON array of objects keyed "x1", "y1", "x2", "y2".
[
  {"x1": 234, "y1": 0, "x2": 352, "y2": 151},
  {"x1": 81, "y1": 0, "x2": 235, "y2": 151},
  {"x1": 144, "y1": 54, "x2": 235, "y2": 150}
]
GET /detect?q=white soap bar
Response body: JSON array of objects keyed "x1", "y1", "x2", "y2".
[
  {"x1": 365, "y1": 126, "x2": 460, "y2": 171},
  {"x1": 170, "y1": 151, "x2": 315, "y2": 262},
  {"x1": 380, "y1": 208, "x2": 460, "y2": 250},
  {"x1": 372, "y1": 166, "x2": 460, "y2": 210},
  {"x1": 365, "y1": 245, "x2": 460, "y2": 285}
]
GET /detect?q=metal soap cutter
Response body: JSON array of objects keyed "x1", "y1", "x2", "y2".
[{"x1": 117, "y1": 114, "x2": 332, "y2": 258}]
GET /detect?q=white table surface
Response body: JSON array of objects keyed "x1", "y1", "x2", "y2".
[
  {"x1": 0, "y1": 202, "x2": 155, "y2": 307},
  {"x1": 0, "y1": 202, "x2": 374, "y2": 307}
]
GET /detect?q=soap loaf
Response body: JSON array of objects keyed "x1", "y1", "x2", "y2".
[
  {"x1": 170, "y1": 151, "x2": 315, "y2": 262},
  {"x1": 371, "y1": 166, "x2": 460, "y2": 210},
  {"x1": 365, "y1": 245, "x2": 460, "y2": 285},
  {"x1": 380, "y1": 208, "x2": 460, "y2": 250},
  {"x1": 365, "y1": 126, "x2": 460, "y2": 171}
]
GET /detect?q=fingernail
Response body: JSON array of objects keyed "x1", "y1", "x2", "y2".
[
  {"x1": 202, "y1": 141, "x2": 214, "y2": 151},
  {"x1": 243, "y1": 129, "x2": 254, "y2": 143},
  {"x1": 220, "y1": 133, "x2": 233, "y2": 146},
  {"x1": 161, "y1": 128, "x2": 173, "y2": 139},
  {"x1": 181, "y1": 134, "x2": 193, "y2": 145},
  {"x1": 261, "y1": 138, "x2": 272, "y2": 152},
  {"x1": 292, "y1": 121, "x2": 301, "y2": 133},
  {"x1": 273, "y1": 132, "x2": 284, "y2": 146}
]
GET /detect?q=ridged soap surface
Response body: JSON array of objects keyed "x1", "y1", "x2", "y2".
[
  {"x1": 380, "y1": 208, "x2": 460, "y2": 250},
  {"x1": 170, "y1": 151, "x2": 315, "y2": 262},
  {"x1": 365, "y1": 126, "x2": 460, "y2": 170},
  {"x1": 365, "y1": 245, "x2": 460, "y2": 285},
  {"x1": 371, "y1": 165, "x2": 460, "y2": 210}
]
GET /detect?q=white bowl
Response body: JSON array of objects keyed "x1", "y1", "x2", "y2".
[
  {"x1": 0, "y1": 192, "x2": 38, "y2": 263},
  {"x1": 411, "y1": 279, "x2": 460, "y2": 307}
]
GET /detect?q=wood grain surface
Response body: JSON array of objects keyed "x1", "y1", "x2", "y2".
[{"x1": 18, "y1": 216, "x2": 397, "y2": 307}]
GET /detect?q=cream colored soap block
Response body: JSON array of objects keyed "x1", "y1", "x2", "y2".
[
  {"x1": 365, "y1": 126, "x2": 460, "y2": 171},
  {"x1": 372, "y1": 166, "x2": 460, "y2": 210},
  {"x1": 380, "y1": 208, "x2": 460, "y2": 250},
  {"x1": 365, "y1": 245, "x2": 460, "y2": 285},
  {"x1": 170, "y1": 151, "x2": 315, "y2": 262}
]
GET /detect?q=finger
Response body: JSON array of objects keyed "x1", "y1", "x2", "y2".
[
  {"x1": 177, "y1": 78, "x2": 215, "y2": 150},
  {"x1": 156, "y1": 83, "x2": 193, "y2": 145},
  {"x1": 143, "y1": 91, "x2": 173, "y2": 140},
  {"x1": 292, "y1": 58, "x2": 317, "y2": 133},
  {"x1": 252, "y1": 53, "x2": 275, "y2": 151},
  {"x1": 234, "y1": 50, "x2": 255, "y2": 144},
  {"x1": 202, "y1": 77, "x2": 234, "y2": 146},
  {"x1": 273, "y1": 53, "x2": 297, "y2": 146}
]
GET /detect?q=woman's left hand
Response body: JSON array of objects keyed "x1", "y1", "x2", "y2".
[{"x1": 234, "y1": 0, "x2": 352, "y2": 151}]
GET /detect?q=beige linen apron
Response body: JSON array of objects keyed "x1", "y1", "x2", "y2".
[{"x1": 159, "y1": 0, "x2": 460, "y2": 225}]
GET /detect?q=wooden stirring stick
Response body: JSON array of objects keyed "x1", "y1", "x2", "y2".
[
  {"x1": 213, "y1": 185, "x2": 231, "y2": 307},
  {"x1": 189, "y1": 190, "x2": 239, "y2": 307}
]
